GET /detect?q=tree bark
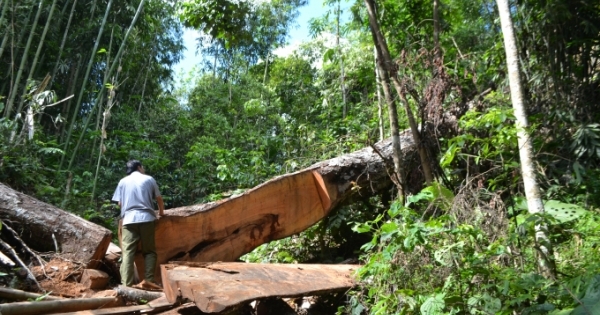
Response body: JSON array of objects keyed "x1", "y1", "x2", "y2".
[
  {"x1": 148, "y1": 131, "x2": 422, "y2": 283},
  {"x1": 496, "y1": 0, "x2": 556, "y2": 278},
  {"x1": 0, "y1": 183, "x2": 112, "y2": 269},
  {"x1": 115, "y1": 285, "x2": 164, "y2": 303}
]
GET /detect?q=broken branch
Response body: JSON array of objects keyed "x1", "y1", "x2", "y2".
[{"x1": 0, "y1": 238, "x2": 43, "y2": 291}]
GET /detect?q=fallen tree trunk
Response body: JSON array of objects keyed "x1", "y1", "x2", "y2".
[
  {"x1": 149, "y1": 132, "x2": 421, "y2": 282},
  {"x1": 0, "y1": 183, "x2": 113, "y2": 269},
  {"x1": 161, "y1": 262, "x2": 358, "y2": 313}
]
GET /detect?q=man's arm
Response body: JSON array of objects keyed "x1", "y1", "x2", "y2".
[{"x1": 156, "y1": 195, "x2": 165, "y2": 217}]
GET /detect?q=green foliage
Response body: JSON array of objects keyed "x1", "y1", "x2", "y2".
[
  {"x1": 441, "y1": 102, "x2": 520, "y2": 191},
  {"x1": 180, "y1": 0, "x2": 252, "y2": 47},
  {"x1": 341, "y1": 180, "x2": 600, "y2": 314}
]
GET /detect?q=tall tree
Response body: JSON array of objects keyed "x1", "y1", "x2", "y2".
[
  {"x1": 496, "y1": 0, "x2": 556, "y2": 278},
  {"x1": 364, "y1": 0, "x2": 434, "y2": 185},
  {"x1": 4, "y1": 0, "x2": 43, "y2": 118},
  {"x1": 15, "y1": 0, "x2": 59, "y2": 115},
  {"x1": 59, "y1": 0, "x2": 114, "y2": 170}
]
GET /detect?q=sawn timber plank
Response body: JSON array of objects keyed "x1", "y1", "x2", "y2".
[{"x1": 161, "y1": 262, "x2": 359, "y2": 313}]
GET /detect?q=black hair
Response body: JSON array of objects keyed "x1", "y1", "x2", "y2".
[{"x1": 126, "y1": 160, "x2": 142, "y2": 175}]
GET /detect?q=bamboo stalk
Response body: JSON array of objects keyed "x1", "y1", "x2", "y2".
[
  {"x1": 0, "y1": 286, "x2": 63, "y2": 301},
  {"x1": 51, "y1": 296, "x2": 172, "y2": 315},
  {"x1": 0, "y1": 297, "x2": 117, "y2": 315}
]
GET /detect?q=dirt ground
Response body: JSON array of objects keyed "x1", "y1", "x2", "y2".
[{"x1": 30, "y1": 257, "x2": 117, "y2": 299}]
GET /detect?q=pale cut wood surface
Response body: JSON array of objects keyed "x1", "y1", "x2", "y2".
[
  {"x1": 161, "y1": 262, "x2": 359, "y2": 313},
  {"x1": 140, "y1": 134, "x2": 419, "y2": 284}
]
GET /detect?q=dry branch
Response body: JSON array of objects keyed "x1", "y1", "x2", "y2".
[
  {"x1": 1, "y1": 219, "x2": 47, "y2": 267},
  {"x1": 0, "y1": 238, "x2": 43, "y2": 291},
  {"x1": 0, "y1": 250, "x2": 15, "y2": 266}
]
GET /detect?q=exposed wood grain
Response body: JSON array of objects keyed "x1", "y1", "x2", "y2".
[
  {"x1": 144, "y1": 134, "x2": 419, "y2": 285},
  {"x1": 161, "y1": 262, "x2": 358, "y2": 313}
]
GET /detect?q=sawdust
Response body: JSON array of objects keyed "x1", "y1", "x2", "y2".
[{"x1": 31, "y1": 257, "x2": 104, "y2": 298}]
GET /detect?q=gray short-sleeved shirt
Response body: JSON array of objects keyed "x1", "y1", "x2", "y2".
[{"x1": 112, "y1": 171, "x2": 161, "y2": 226}]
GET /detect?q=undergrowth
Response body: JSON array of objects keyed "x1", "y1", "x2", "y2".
[{"x1": 341, "y1": 183, "x2": 600, "y2": 314}]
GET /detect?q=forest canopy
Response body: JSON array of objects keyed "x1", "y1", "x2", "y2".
[{"x1": 1, "y1": 0, "x2": 600, "y2": 313}]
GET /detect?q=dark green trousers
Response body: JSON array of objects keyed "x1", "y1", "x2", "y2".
[{"x1": 121, "y1": 220, "x2": 157, "y2": 286}]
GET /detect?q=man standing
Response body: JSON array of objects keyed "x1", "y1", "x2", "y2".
[{"x1": 112, "y1": 159, "x2": 164, "y2": 288}]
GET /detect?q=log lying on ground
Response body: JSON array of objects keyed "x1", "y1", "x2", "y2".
[
  {"x1": 51, "y1": 296, "x2": 173, "y2": 315},
  {"x1": 0, "y1": 286, "x2": 64, "y2": 301},
  {"x1": 0, "y1": 296, "x2": 117, "y2": 315},
  {"x1": 152, "y1": 132, "x2": 419, "y2": 279},
  {"x1": 0, "y1": 183, "x2": 113, "y2": 269},
  {"x1": 161, "y1": 262, "x2": 359, "y2": 313},
  {"x1": 115, "y1": 285, "x2": 165, "y2": 303}
]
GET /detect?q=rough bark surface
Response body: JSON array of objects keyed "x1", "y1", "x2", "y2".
[
  {"x1": 0, "y1": 183, "x2": 112, "y2": 269},
  {"x1": 161, "y1": 262, "x2": 358, "y2": 313},
  {"x1": 149, "y1": 132, "x2": 421, "y2": 283}
]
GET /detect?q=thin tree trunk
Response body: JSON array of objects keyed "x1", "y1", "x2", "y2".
[
  {"x1": 89, "y1": 26, "x2": 114, "y2": 170},
  {"x1": 0, "y1": 0, "x2": 10, "y2": 59},
  {"x1": 91, "y1": 32, "x2": 118, "y2": 199},
  {"x1": 91, "y1": 82, "x2": 116, "y2": 200},
  {"x1": 496, "y1": 0, "x2": 556, "y2": 278},
  {"x1": 59, "y1": 0, "x2": 113, "y2": 170},
  {"x1": 49, "y1": 0, "x2": 77, "y2": 89},
  {"x1": 262, "y1": 52, "x2": 269, "y2": 85},
  {"x1": 337, "y1": 0, "x2": 347, "y2": 118},
  {"x1": 364, "y1": 0, "x2": 434, "y2": 185},
  {"x1": 433, "y1": 0, "x2": 441, "y2": 60},
  {"x1": 0, "y1": 287, "x2": 63, "y2": 301},
  {"x1": 66, "y1": 0, "x2": 147, "y2": 172},
  {"x1": 373, "y1": 52, "x2": 405, "y2": 199},
  {"x1": 59, "y1": 55, "x2": 82, "y2": 141},
  {"x1": 374, "y1": 47, "x2": 384, "y2": 141},
  {"x1": 0, "y1": 297, "x2": 117, "y2": 315},
  {"x1": 137, "y1": 69, "x2": 149, "y2": 114},
  {"x1": 4, "y1": 0, "x2": 43, "y2": 118},
  {"x1": 15, "y1": 0, "x2": 58, "y2": 115}
]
